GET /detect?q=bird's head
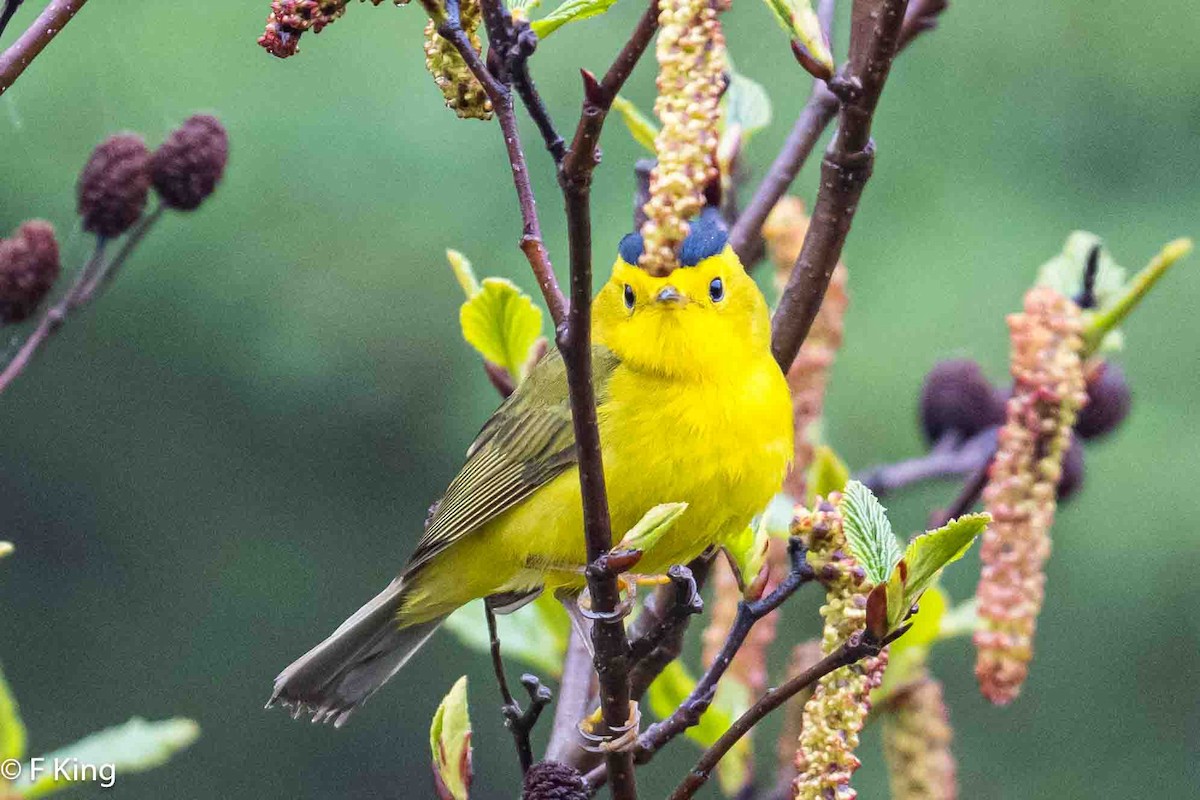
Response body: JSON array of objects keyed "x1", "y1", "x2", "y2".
[{"x1": 593, "y1": 208, "x2": 773, "y2": 380}]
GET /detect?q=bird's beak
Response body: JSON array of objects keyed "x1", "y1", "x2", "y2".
[{"x1": 655, "y1": 285, "x2": 686, "y2": 307}]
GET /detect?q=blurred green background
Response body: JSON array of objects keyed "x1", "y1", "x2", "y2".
[{"x1": 1, "y1": 0, "x2": 1197, "y2": 797}]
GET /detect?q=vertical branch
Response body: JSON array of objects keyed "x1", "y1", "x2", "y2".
[
  {"x1": 0, "y1": 0, "x2": 90, "y2": 96},
  {"x1": 553, "y1": 4, "x2": 661, "y2": 798},
  {"x1": 770, "y1": 0, "x2": 911, "y2": 369},
  {"x1": 430, "y1": 0, "x2": 568, "y2": 327}
]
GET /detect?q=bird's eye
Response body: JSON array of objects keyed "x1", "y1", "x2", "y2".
[
  {"x1": 623, "y1": 284, "x2": 636, "y2": 310},
  {"x1": 708, "y1": 277, "x2": 725, "y2": 302}
]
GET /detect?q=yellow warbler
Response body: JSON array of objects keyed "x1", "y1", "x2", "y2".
[{"x1": 270, "y1": 209, "x2": 793, "y2": 725}]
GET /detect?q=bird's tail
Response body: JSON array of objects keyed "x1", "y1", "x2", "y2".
[{"x1": 268, "y1": 578, "x2": 446, "y2": 727}]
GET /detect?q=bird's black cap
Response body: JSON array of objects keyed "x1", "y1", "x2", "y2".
[{"x1": 619, "y1": 207, "x2": 729, "y2": 267}]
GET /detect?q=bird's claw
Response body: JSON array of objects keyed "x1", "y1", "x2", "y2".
[{"x1": 578, "y1": 701, "x2": 642, "y2": 753}]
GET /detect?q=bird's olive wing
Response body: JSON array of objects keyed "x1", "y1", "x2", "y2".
[{"x1": 404, "y1": 345, "x2": 621, "y2": 574}]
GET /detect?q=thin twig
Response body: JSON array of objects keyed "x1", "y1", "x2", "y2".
[
  {"x1": 77, "y1": 204, "x2": 165, "y2": 303},
  {"x1": 728, "y1": 0, "x2": 838, "y2": 264},
  {"x1": 770, "y1": 0, "x2": 912, "y2": 370},
  {"x1": 584, "y1": 542, "x2": 817, "y2": 791},
  {"x1": 0, "y1": 0, "x2": 90, "y2": 96},
  {"x1": 551, "y1": 5, "x2": 661, "y2": 798},
  {"x1": 897, "y1": 0, "x2": 949, "y2": 51},
  {"x1": 0, "y1": 237, "x2": 107, "y2": 394},
  {"x1": 430, "y1": 0, "x2": 568, "y2": 327},
  {"x1": 484, "y1": 603, "x2": 552, "y2": 774},
  {"x1": 857, "y1": 426, "x2": 997, "y2": 497},
  {"x1": 929, "y1": 449, "x2": 993, "y2": 528},
  {"x1": 664, "y1": 635, "x2": 884, "y2": 800}
]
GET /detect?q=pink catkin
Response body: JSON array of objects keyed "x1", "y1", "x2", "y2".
[{"x1": 974, "y1": 286, "x2": 1087, "y2": 705}]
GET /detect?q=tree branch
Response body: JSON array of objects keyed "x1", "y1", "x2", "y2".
[
  {"x1": 728, "y1": 0, "x2": 838, "y2": 264},
  {"x1": 484, "y1": 603, "x2": 553, "y2": 775},
  {"x1": 550, "y1": 6, "x2": 661, "y2": 797},
  {"x1": 664, "y1": 634, "x2": 884, "y2": 800},
  {"x1": 431, "y1": 0, "x2": 568, "y2": 327},
  {"x1": 584, "y1": 541, "x2": 817, "y2": 792},
  {"x1": 770, "y1": 0, "x2": 911, "y2": 370},
  {"x1": 857, "y1": 426, "x2": 997, "y2": 498},
  {"x1": 731, "y1": 0, "x2": 949, "y2": 269},
  {"x1": 0, "y1": 0, "x2": 89, "y2": 96},
  {"x1": 545, "y1": 627, "x2": 599, "y2": 763},
  {"x1": 0, "y1": 0, "x2": 23, "y2": 41}
]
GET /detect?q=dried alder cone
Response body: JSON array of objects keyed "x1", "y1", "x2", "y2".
[
  {"x1": 764, "y1": 197, "x2": 849, "y2": 497},
  {"x1": 974, "y1": 286, "x2": 1087, "y2": 705},
  {"x1": 77, "y1": 134, "x2": 151, "y2": 238},
  {"x1": 423, "y1": 0, "x2": 493, "y2": 120},
  {"x1": 522, "y1": 761, "x2": 588, "y2": 800},
  {"x1": 0, "y1": 221, "x2": 61, "y2": 325},
  {"x1": 881, "y1": 674, "x2": 957, "y2": 800},
  {"x1": 150, "y1": 115, "x2": 230, "y2": 211},
  {"x1": 639, "y1": 0, "x2": 727, "y2": 275},
  {"x1": 259, "y1": 0, "x2": 390, "y2": 58},
  {"x1": 792, "y1": 497, "x2": 888, "y2": 800}
]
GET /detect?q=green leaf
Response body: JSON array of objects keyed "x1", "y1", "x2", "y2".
[
  {"x1": 759, "y1": 0, "x2": 833, "y2": 76},
  {"x1": 459, "y1": 277, "x2": 544, "y2": 380},
  {"x1": 839, "y1": 480, "x2": 903, "y2": 586},
  {"x1": 0, "y1": 666, "x2": 26, "y2": 763},
  {"x1": 805, "y1": 445, "x2": 850, "y2": 507},
  {"x1": 885, "y1": 514, "x2": 989, "y2": 633},
  {"x1": 618, "y1": 503, "x2": 688, "y2": 554},
  {"x1": 610, "y1": 95, "x2": 658, "y2": 154},
  {"x1": 890, "y1": 584, "x2": 947, "y2": 656},
  {"x1": 1082, "y1": 237, "x2": 1192, "y2": 356},
  {"x1": 430, "y1": 677, "x2": 472, "y2": 800},
  {"x1": 722, "y1": 517, "x2": 771, "y2": 595},
  {"x1": 444, "y1": 595, "x2": 570, "y2": 678},
  {"x1": 15, "y1": 718, "x2": 199, "y2": 798},
  {"x1": 445, "y1": 249, "x2": 480, "y2": 298},
  {"x1": 530, "y1": 0, "x2": 619, "y2": 39},
  {"x1": 724, "y1": 69, "x2": 772, "y2": 140}
]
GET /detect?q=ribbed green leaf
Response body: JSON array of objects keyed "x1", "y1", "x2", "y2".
[
  {"x1": 618, "y1": 503, "x2": 688, "y2": 554},
  {"x1": 459, "y1": 277, "x2": 544, "y2": 380},
  {"x1": 839, "y1": 480, "x2": 903, "y2": 586},
  {"x1": 885, "y1": 514, "x2": 989, "y2": 633}
]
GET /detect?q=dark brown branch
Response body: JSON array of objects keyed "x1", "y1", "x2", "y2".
[
  {"x1": 728, "y1": 0, "x2": 838, "y2": 264},
  {"x1": 770, "y1": 0, "x2": 911, "y2": 371},
  {"x1": 432, "y1": 0, "x2": 568, "y2": 327},
  {"x1": 0, "y1": 0, "x2": 89, "y2": 96},
  {"x1": 665, "y1": 635, "x2": 884, "y2": 800},
  {"x1": 550, "y1": 6, "x2": 661, "y2": 798},
  {"x1": 929, "y1": 449, "x2": 993, "y2": 528},
  {"x1": 898, "y1": 0, "x2": 949, "y2": 51},
  {"x1": 584, "y1": 542, "x2": 817, "y2": 792},
  {"x1": 0, "y1": 238, "x2": 106, "y2": 394}
]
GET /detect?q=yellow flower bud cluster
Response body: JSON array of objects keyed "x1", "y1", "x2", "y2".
[
  {"x1": 974, "y1": 285, "x2": 1087, "y2": 705},
  {"x1": 764, "y1": 197, "x2": 849, "y2": 498},
  {"x1": 881, "y1": 673, "x2": 958, "y2": 800},
  {"x1": 792, "y1": 498, "x2": 888, "y2": 800},
  {"x1": 639, "y1": 0, "x2": 727, "y2": 276},
  {"x1": 423, "y1": 0, "x2": 494, "y2": 120}
]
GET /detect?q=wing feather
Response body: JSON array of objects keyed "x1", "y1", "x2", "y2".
[{"x1": 405, "y1": 346, "x2": 619, "y2": 573}]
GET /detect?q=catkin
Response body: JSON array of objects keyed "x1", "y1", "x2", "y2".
[
  {"x1": 639, "y1": 0, "x2": 726, "y2": 276},
  {"x1": 974, "y1": 286, "x2": 1087, "y2": 705},
  {"x1": 792, "y1": 498, "x2": 888, "y2": 800},
  {"x1": 882, "y1": 674, "x2": 958, "y2": 800},
  {"x1": 423, "y1": 0, "x2": 493, "y2": 120}
]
